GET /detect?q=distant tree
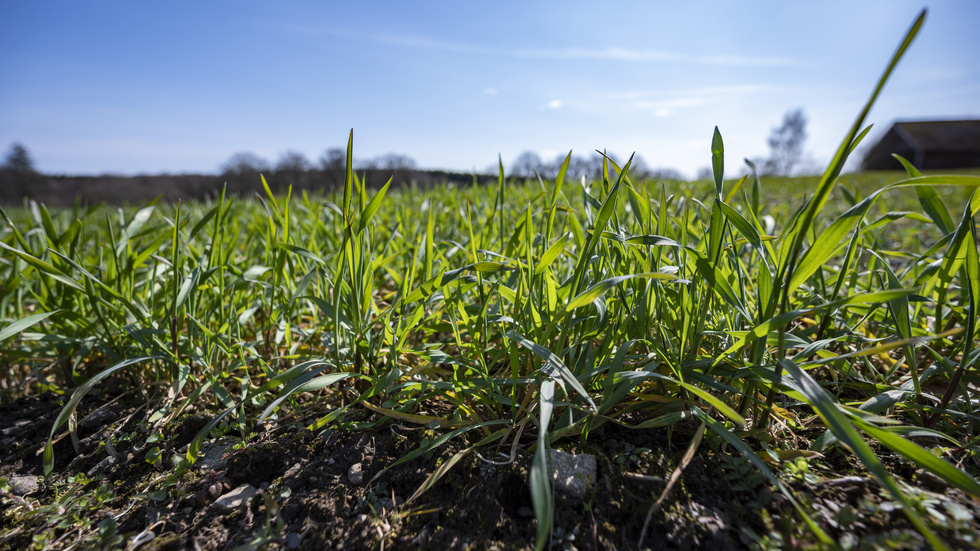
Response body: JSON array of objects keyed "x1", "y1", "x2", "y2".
[
  {"x1": 585, "y1": 152, "x2": 621, "y2": 182},
  {"x1": 274, "y1": 151, "x2": 311, "y2": 173},
  {"x1": 761, "y1": 108, "x2": 808, "y2": 176},
  {"x1": 626, "y1": 154, "x2": 650, "y2": 179},
  {"x1": 220, "y1": 152, "x2": 270, "y2": 176},
  {"x1": 695, "y1": 166, "x2": 714, "y2": 181},
  {"x1": 648, "y1": 167, "x2": 685, "y2": 181},
  {"x1": 511, "y1": 151, "x2": 545, "y2": 179},
  {"x1": 562, "y1": 154, "x2": 592, "y2": 181},
  {"x1": 320, "y1": 148, "x2": 345, "y2": 172},
  {"x1": 2, "y1": 143, "x2": 37, "y2": 174},
  {"x1": 372, "y1": 153, "x2": 417, "y2": 172},
  {"x1": 1, "y1": 143, "x2": 47, "y2": 201}
]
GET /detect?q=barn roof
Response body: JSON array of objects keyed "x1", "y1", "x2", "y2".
[
  {"x1": 891, "y1": 120, "x2": 980, "y2": 150},
  {"x1": 861, "y1": 119, "x2": 980, "y2": 170}
]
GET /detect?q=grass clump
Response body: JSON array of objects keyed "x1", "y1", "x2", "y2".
[{"x1": 1, "y1": 8, "x2": 979, "y2": 550}]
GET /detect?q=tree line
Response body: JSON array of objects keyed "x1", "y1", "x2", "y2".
[{"x1": 1, "y1": 109, "x2": 811, "y2": 205}]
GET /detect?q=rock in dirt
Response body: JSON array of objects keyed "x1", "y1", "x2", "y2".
[
  {"x1": 549, "y1": 450, "x2": 596, "y2": 498},
  {"x1": 213, "y1": 484, "x2": 257, "y2": 514},
  {"x1": 195, "y1": 439, "x2": 235, "y2": 471},
  {"x1": 7, "y1": 475, "x2": 38, "y2": 496},
  {"x1": 283, "y1": 462, "x2": 302, "y2": 479},
  {"x1": 79, "y1": 405, "x2": 116, "y2": 430},
  {"x1": 87, "y1": 455, "x2": 122, "y2": 478},
  {"x1": 285, "y1": 532, "x2": 302, "y2": 548},
  {"x1": 348, "y1": 463, "x2": 364, "y2": 485},
  {"x1": 0, "y1": 419, "x2": 31, "y2": 437}
]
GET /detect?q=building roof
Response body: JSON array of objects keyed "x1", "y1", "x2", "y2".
[
  {"x1": 861, "y1": 119, "x2": 980, "y2": 170},
  {"x1": 891, "y1": 120, "x2": 980, "y2": 151}
]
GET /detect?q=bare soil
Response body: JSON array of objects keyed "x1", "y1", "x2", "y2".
[{"x1": 1, "y1": 389, "x2": 978, "y2": 550}]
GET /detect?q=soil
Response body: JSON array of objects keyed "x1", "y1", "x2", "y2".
[{"x1": 1, "y1": 388, "x2": 978, "y2": 550}]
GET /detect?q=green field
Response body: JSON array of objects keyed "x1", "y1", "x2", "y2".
[{"x1": 2, "y1": 11, "x2": 980, "y2": 550}]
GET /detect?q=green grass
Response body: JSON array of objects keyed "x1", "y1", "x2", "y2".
[{"x1": 2, "y1": 8, "x2": 980, "y2": 550}]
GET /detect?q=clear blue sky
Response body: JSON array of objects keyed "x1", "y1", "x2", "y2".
[{"x1": 1, "y1": 1, "x2": 978, "y2": 178}]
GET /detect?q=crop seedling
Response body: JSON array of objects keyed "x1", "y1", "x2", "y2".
[{"x1": 1, "y1": 7, "x2": 979, "y2": 550}]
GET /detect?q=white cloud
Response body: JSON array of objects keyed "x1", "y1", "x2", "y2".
[
  {"x1": 291, "y1": 25, "x2": 796, "y2": 67},
  {"x1": 546, "y1": 99, "x2": 563, "y2": 109},
  {"x1": 484, "y1": 87, "x2": 498, "y2": 96},
  {"x1": 655, "y1": 108, "x2": 671, "y2": 117}
]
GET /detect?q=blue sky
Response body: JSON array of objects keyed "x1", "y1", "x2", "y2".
[{"x1": 1, "y1": 1, "x2": 978, "y2": 178}]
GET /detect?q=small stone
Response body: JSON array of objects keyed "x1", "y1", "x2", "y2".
[
  {"x1": 549, "y1": 450, "x2": 596, "y2": 499},
  {"x1": 0, "y1": 419, "x2": 31, "y2": 437},
  {"x1": 309, "y1": 476, "x2": 319, "y2": 483},
  {"x1": 87, "y1": 455, "x2": 122, "y2": 478},
  {"x1": 79, "y1": 406, "x2": 115, "y2": 430},
  {"x1": 348, "y1": 463, "x2": 364, "y2": 485},
  {"x1": 213, "y1": 484, "x2": 258, "y2": 514},
  {"x1": 7, "y1": 475, "x2": 38, "y2": 496},
  {"x1": 284, "y1": 462, "x2": 302, "y2": 479},
  {"x1": 285, "y1": 533, "x2": 302, "y2": 549},
  {"x1": 129, "y1": 531, "x2": 156, "y2": 548},
  {"x1": 0, "y1": 437, "x2": 15, "y2": 449},
  {"x1": 195, "y1": 439, "x2": 235, "y2": 471}
]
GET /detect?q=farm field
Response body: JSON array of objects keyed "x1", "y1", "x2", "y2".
[{"x1": 2, "y1": 12, "x2": 980, "y2": 551}]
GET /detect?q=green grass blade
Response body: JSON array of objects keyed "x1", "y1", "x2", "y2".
[
  {"x1": 0, "y1": 310, "x2": 61, "y2": 342},
  {"x1": 358, "y1": 175, "x2": 393, "y2": 234},
  {"x1": 532, "y1": 379, "x2": 556, "y2": 551},
  {"x1": 507, "y1": 331, "x2": 597, "y2": 412}
]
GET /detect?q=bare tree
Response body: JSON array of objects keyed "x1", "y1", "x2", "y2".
[
  {"x1": 372, "y1": 153, "x2": 417, "y2": 172},
  {"x1": 320, "y1": 148, "x2": 345, "y2": 172},
  {"x1": 562, "y1": 154, "x2": 592, "y2": 180},
  {"x1": 220, "y1": 152, "x2": 270, "y2": 176},
  {"x1": 626, "y1": 154, "x2": 650, "y2": 179},
  {"x1": 648, "y1": 167, "x2": 685, "y2": 181},
  {"x1": 585, "y1": 151, "x2": 622, "y2": 182},
  {"x1": 511, "y1": 151, "x2": 544, "y2": 179},
  {"x1": 274, "y1": 151, "x2": 311, "y2": 173},
  {"x1": 761, "y1": 109, "x2": 808, "y2": 176}
]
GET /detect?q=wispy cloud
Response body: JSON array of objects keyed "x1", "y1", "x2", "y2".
[
  {"x1": 601, "y1": 85, "x2": 780, "y2": 116},
  {"x1": 288, "y1": 25, "x2": 795, "y2": 67},
  {"x1": 546, "y1": 99, "x2": 563, "y2": 109},
  {"x1": 484, "y1": 87, "x2": 498, "y2": 96}
]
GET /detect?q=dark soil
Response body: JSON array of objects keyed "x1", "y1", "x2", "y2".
[{"x1": 1, "y1": 389, "x2": 978, "y2": 550}]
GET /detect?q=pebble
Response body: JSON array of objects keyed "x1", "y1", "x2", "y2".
[
  {"x1": 0, "y1": 419, "x2": 31, "y2": 437},
  {"x1": 129, "y1": 531, "x2": 156, "y2": 548},
  {"x1": 284, "y1": 462, "x2": 302, "y2": 479},
  {"x1": 195, "y1": 439, "x2": 235, "y2": 471},
  {"x1": 348, "y1": 463, "x2": 364, "y2": 485},
  {"x1": 213, "y1": 484, "x2": 258, "y2": 514},
  {"x1": 87, "y1": 455, "x2": 121, "y2": 478},
  {"x1": 7, "y1": 475, "x2": 38, "y2": 496},
  {"x1": 549, "y1": 450, "x2": 597, "y2": 499},
  {"x1": 79, "y1": 406, "x2": 115, "y2": 430},
  {"x1": 285, "y1": 533, "x2": 302, "y2": 549}
]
